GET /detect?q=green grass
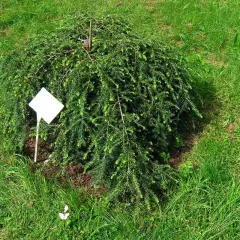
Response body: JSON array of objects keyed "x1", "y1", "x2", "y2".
[
  {"x1": 1, "y1": 0, "x2": 240, "y2": 239},
  {"x1": 0, "y1": 0, "x2": 156, "y2": 53}
]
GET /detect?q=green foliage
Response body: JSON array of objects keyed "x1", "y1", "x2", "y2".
[
  {"x1": 178, "y1": 161, "x2": 194, "y2": 179},
  {"x1": 0, "y1": 15, "x2": 199, "y2": 207}
]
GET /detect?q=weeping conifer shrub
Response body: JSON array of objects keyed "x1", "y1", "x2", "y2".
[{"x1": 0, "y1": 15, "x2": 200, "y2": 208}]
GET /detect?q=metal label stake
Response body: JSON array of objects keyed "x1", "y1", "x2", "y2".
[
  {"x1": 29, "y1": 88, "x2": 64, "y2": 163},
  {"x1": 34, "y1": 115, "x2": 41, "y2": 163}
]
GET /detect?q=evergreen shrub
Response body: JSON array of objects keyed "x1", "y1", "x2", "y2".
[{"x1": 0, "y1": 15, "x2": 200, "y2": 207}]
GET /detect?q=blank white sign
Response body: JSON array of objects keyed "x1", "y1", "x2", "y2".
[{"x1": 29, "y1": 88, "x2": 64, "y2": 124}]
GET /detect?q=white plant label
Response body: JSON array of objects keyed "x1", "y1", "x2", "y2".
[
  {"x1": 29, "y1": 87, "x2": 64, "y2": 124},
  {"x1": 29, "y1": 88, "x2": 64, "y2": 163}
]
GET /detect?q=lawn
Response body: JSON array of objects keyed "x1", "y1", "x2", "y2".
[{"x1": 1, "y1": 0, "x2": 240, "y2": 239}]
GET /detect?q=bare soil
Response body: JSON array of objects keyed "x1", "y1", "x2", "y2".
[{"x1": 25, "y1": 136, "x2": 104, "y2": 195}]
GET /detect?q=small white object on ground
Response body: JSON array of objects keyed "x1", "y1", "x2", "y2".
[
  {"x1": 59, "y1": 204, "x2": 69, "y2": 220},
  {"x1": 59, "y1": 212, "x2": 69, "y2": 220},
  {"x1": 64, "y1": 205, "x2": 69, "y2": 213}
]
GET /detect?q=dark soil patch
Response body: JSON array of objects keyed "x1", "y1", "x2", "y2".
[
  {"x1": 168, "y1": 134, "x2": 195, "y2": 168},
  {"x1": 24, "y1": 137, "x2": 51, "y2": 162},
  {"x1": 25, "y1": 136, "x2": 104, "y2": 196},
  {"x1": 36, "y1": 161, "x2": 105, "y2": 196}
]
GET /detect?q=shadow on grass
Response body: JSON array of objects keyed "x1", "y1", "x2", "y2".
[{"x1": 168, "y1": 78, "x2": 220, "y2": 168}]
